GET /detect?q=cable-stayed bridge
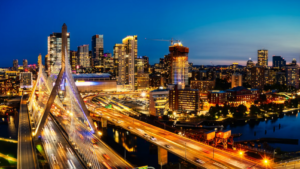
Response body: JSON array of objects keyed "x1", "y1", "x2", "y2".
[{"x1": 18, "y1": 24, "x2": 131, "y2": 169}]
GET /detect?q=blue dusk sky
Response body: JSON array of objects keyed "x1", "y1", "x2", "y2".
[{"x1": 1, "y1": 0, "x2": 300, "y2": 67}]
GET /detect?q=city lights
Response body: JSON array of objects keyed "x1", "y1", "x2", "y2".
[{"x1": 7, "y1": 3, "x2": 300, "y2": 168}]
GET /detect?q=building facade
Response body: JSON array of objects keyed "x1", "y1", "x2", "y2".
[
  {"x1": 70, "y1": 50, "x2": 77, "y2": 71},
  {"x1": 190, "y1": 80, "x2": 215, "y2": 94},
  {"x1": 23, "y1": 59, "x2": 28, "y2": 71},
  {"x1": 272, "y1": 56, "x2": 286, "y2": 69},
  {"x1": 257, "y1": 49, "x2": 268, "y2": 67},
  {"x1": 114, "y1": 35, "x2": 138, "y2": 91},
  {"x1": 91, "y1": 35, "x2": 104, "y2": 68},
  {"x1": 169, "y1": 44, "x2": 189, "y2": 89},
  {"x1": 149, "y1": 89, "x2": 169, "y2": 117},
  {"x1": 13, "y1": 59, "x2": 18, "y2": 71},
  {"x1": 78, "y1": 45, "x2": 90, "y2": 68},
  {"x1": 286, "y1": 64, "x2": 299, "y2": 89},
  {"x1": 251, "y1": 66, "x2": 265, "y2": 89},
  {"x1": 231, "y1": 73, "x2": 242, "y2": 88},
  {"x1": 169, "y1": 85, "x2": 199, "y2": 112},
  {"x1": 47, "y1": 32, "x2": 70, "y2": 75}
]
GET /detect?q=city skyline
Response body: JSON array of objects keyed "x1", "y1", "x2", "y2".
[{"x1": 1, "y1": 0, "x2": 300, "y2": 67}]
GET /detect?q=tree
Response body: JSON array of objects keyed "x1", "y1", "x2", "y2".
[
  {"x1": 209, "y1": 107, "x2": 218, "y2": 119},
  {"x1": 235, "y1": 104, "x2": 247, "y2": 118},
  {"x1": 221, "y1": 106, "x2": 229, "y2": 117},
  {"x1": 250, "y1": 105, "x2": 260, "y2": 116}
]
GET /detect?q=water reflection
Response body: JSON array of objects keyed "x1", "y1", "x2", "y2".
[
  {"x1": 225, "y1": 112, "x2": 300, "y2": 152},
  {"x1": 112, "y1": 128, "x2": 136, "y2": 152},
  {"x1": 99, "y1": 124, "x2": 185, "y2": 169}
]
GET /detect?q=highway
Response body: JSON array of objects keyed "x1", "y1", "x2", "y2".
[
  {"x1": 17, "y1": 95, "x2": 38, "y2": 169},
  {"x1": 51, "y1": 106, "x2": 132, "y2": 169},
  {"x1": 87, "y1": 96, "x2": 269, "y2": 169},
  {"x1": 41, "y1": 117, "x2": 84, "y2": 169}
]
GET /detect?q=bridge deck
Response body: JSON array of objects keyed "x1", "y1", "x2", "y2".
[{"x1": 17, "y1": 95, "x2": 38, "y2": 169}]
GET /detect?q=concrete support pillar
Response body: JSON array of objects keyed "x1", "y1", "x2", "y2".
[
  {"x1": 101, "y1": 118, "x2": 107, "y2": 128},
  {"x1": 158, "y1": 147, "x2": 168, "y2": 166}
]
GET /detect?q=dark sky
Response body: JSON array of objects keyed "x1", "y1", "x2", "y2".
[{"x1": 1, "y1": 0, "x2": 300, "y2": 67}]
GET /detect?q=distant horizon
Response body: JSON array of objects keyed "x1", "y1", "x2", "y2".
[{"x1": 1, "y1": 0, "x2": 300, "y2": 67}]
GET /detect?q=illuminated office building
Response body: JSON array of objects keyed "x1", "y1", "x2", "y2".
[
  {"x1": 70, "y1": 50, "x2": 77, "y2": 71},
  {"x1": 257, "y1": 49, "x2": 268, "y2": 67},
  {"x1": 169, "y1": 84, "x2": 199, "y2": 112},
  {"x1": 231, "y1": 73, "x2": 242, "y2": 88},
  {"x1": 91, "y1": 35, "x2": 104, "y2": 68},
  {"x1": 114, "y1": 35, "x2": 138, "y2": 91},
  {"x1": 78, "y1": 45, "x2": 90, "y2": 68},
  {"x1": 250, "y1": 66, "x2": 265, "y2": 89},
  {"x1": 168, "y1": 43, "x2": 189, "y2": 89},
  {"x1": 47, "y1": 32, "x2": 70, "y2": 75},
  {"x1": 286, "y1": 64, "x2": 299, "y2": 89}
]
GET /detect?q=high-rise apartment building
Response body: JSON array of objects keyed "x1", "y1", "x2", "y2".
[
  {"x1": 168, "y1": 43, "x2": 189, "y2": 89},
  {"x1": 286, "y1": 64, "x2": 299, "y2": 89},
  {"x1": 103, "y1": 53, "x2": 114, "y2": 73},
  {"x1": 114, "y1": 35, "x2": 138, "y2": 91},
  {"x1": 272, "y1": 56, "x2": 286, "y2": 69},
  {"x1": 257, "y1": 49, "x2": 268, "y2": 67},
  {"x1": 91, "y1": 35, "x2": 104, "y2": 68},
  {"x1": 47, "y1": 32, "x2": 70, "y2": 75},
  {"x1": 231, "y1": 73, "x2": 242, "y2": 88},
  {"x1": 250, "y1": 66, "x2": 265, "y2": 89},
  {"x1": 70, "y1": 50, "x2": 77, "y2": 71},
  {"x1": 23, "y1": 59, "x2": 28, "y2": 71},
  {"x1": 13, "y1": 59, "x2": 18, "y2": 71},
  {"x1": 77, "y1": 45, "x2": 90, "y2": 68}
]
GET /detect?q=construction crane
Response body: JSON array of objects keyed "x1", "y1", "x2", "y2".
[{"x1": 145, "y1": 38, "x2": 181, "y2": 46}]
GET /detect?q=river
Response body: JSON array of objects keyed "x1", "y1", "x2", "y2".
[{"x1": 225, "y1": 112, "x2": 300, "y2": 152}]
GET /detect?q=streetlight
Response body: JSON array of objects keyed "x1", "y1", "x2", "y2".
[{"x1": 263, "y1": 158, "x2": 269, "y2": 169}]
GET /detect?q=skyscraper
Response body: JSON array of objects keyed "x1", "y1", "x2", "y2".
[
  {"x1": 168, "y1": 43, "x2": 189, "y2": 89},
  {"x1": 251, "y1": 66, "x2": 265, "y2": 89},
  {"x1": 286, "y1": 64, "x2": 299, "y2": 89},
  {"x1": 23, "y1": 59, "x2": 28, "y2": 71},
  {"x1": 114, "y1": 35, "x2": 138, "y2": 91},
  {"x1": 13, "y1": 59, "x2": 18, "y2": 71},
  {"x1": 272, "y1": 56, "x2": 286, "y2": 69},
  {"x1": 257, "y1": 49, "x2": 268, "y2": 67},
  {"x1": 91, "y1": 35, "x2": 103, "y2": 68},
  {"x1": 77, "y1": 45, "x2": 90, "y2": 68},
  {"x1": 47, "y1": 31, "x2": 70, "y2": 75},
  {"x1": 231, "y1": 72, "x2": 242, "y2": 88}
]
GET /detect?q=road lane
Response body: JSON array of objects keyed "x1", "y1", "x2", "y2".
[{"x1": 88, "y1": 96, "x2": 269, "y2": 169}]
